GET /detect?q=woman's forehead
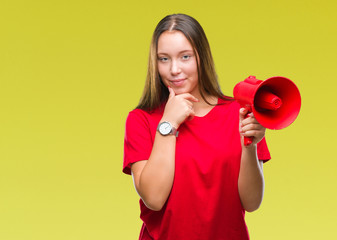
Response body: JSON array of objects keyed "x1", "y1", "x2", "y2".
[{"x1": 157, "y1": 31, "x2": 194, "y2": 54}]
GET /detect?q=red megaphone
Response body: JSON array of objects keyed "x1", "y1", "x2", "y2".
[{"x1": 233, "y1": 76, "x2": 301, "y2": 146}]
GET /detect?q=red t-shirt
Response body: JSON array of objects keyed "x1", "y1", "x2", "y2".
[{"x1": 123, "y1": 98, "x2": 271, "y2": 240}]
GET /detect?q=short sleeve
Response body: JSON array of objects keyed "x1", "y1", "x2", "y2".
[
  {"x1": 123, "y1": 109, "x2": 153, "y2": 175},
  {"x1": 257, "y1": 137, "x2": 271, "y2": 162}
]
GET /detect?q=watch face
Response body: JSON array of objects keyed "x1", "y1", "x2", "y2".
[{"x1": 159, "y1": 122, "x2": 172, "y2": 135}]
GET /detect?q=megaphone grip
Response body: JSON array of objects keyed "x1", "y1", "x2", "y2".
[
  {"x1": 244, "y1": 136, "x2": 253, "y2": 146},
  {"x1": 243, "y1": 110, "x2": 254, "y2": 146}
]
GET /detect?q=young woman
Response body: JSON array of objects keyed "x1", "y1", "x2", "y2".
[{"x1": 123, "y1": 14, "x2": 271, "y2": 240}]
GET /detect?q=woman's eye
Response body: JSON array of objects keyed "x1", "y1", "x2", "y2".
[
  {"x1": 158, "y1": 57, "x2": 168, "y2": 62},
  {"x1": 182, "y1": 55, "x2": 191, "y2": 60}
]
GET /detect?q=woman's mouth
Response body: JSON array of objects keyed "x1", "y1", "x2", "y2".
[{"x1": 169, "y1": 78, "x2": 186, "y2": 87}]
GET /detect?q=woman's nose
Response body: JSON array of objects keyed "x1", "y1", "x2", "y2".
[{"x1": 170, "y1": 60, "x2": 181, "y2": 75}]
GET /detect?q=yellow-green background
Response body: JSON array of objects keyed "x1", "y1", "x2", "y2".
[{"x1": 0, "y1": 0, "x2": 336, "y2": 239}]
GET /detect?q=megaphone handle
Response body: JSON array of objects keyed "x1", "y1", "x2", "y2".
[
  {"x1": 243, "y1": 108, "x2": 253, "y2": 146},
  {"x1": 244, "y1": 136, "x2": 253, "y2": 146}
]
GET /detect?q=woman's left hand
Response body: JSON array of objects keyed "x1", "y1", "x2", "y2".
[{"x1": 239, "y1": 108, "x2": 266, "y2": 146}]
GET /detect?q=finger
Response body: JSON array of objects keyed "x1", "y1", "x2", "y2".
[
  {"x1": 187, "y1": 109, "x2": 195, "y2": 121},
  {"x1": 177, "y1": 93, "x2": 199, "y2": 102},
  {"x1": 184, "y1": 102, "x2": 194, "y2": 112},
  {"x1": 241, "y1": 115, "x2": 261, "y2": 126},
  {"x1": 241, "y1": 123, "x2": 264, "y2": 133},
  {"x1": 168, "y1": 86, "x2": 175, "y2": 100},
  {"x1": 241, "y1": 117, "x2": 256, "y2": 126},
  {"x1": 241, "y1": 129, "x2": 260, "y2": 137},
  {"x1": 247, "y1": 112, "x2": 254, "y2": 118},
  {"x1": 241, "y1": 130, "x2": 265, "y2": 142},
  {"x1": 239, "y1": 108, "x2": 249, "y2": 121},
  {"x1": 185, "y1": 100, "x2": 193, "y2": 108},
  {"x1": 239, "y1": 108, "x2": 249, "y2": 131}
]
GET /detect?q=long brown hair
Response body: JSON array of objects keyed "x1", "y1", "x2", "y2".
[{"x1": 137, "y1": 14, "x2": 232, "y2": 110}]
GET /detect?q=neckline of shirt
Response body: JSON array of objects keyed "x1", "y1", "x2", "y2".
[{"x1": 193, "y1": 97, "x2": 219, "y2": 119}]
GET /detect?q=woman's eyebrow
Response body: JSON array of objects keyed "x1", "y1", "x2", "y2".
[{"x1": 157, "y1": 50, "x2": 194, "y2": 55}]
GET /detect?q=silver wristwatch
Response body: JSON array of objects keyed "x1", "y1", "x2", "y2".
[{"x1": 157, "y1": 121, "x2": 179, "y2": 137}]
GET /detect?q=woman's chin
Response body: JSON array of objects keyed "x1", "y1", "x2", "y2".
[{"x1": 172, "y1": 89, "x2": 188, "y2": 95}]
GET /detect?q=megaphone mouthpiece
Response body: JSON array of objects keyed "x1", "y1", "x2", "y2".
[{"x1": 255, "y1": 90, "x2": 282, "y2": 111}]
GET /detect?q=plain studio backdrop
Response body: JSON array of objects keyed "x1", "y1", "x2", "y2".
[{"x1": 0, "y1": 0, "x2": 336, "y2": 239}]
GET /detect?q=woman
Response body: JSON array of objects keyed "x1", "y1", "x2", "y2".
[{"x1": 123, "y1": 14, "x2": 271, "y2": 240}]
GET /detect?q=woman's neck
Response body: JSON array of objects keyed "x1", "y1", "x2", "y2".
[{"x1": 192, "y1": 93, "x2": 218, "y2": 117}]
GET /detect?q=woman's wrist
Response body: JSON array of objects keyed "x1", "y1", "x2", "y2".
[{"x1": 242, "y1": 143, "x2": 257, "y2": 152}]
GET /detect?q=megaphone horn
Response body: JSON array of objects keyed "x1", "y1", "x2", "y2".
[{"x1": 233, "y1": 76, "x2": 301, "y2": 146}]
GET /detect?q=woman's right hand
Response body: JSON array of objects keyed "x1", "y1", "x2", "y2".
[{"x1": 161, "y1": 87, "x2": 199, "y2": 128}]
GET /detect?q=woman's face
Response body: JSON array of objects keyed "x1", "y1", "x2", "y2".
[{"x1": 157, "y1": 30, "x2": 199, "y2": 96}]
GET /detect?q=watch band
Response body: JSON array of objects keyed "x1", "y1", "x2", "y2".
[{"x1": 170, "y1": 126, "x2": 179, "y2": 137}]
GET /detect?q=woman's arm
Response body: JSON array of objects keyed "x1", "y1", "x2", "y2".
[
  {"x1": 238, "y1": 108, "x2": 266, "y2": 212},
  {"x1": 131, "y1": 132, "x2": 176, "y2": 211},
  {"x1": 131, "y1": 87, "x2": 198, "y2": 211}
]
